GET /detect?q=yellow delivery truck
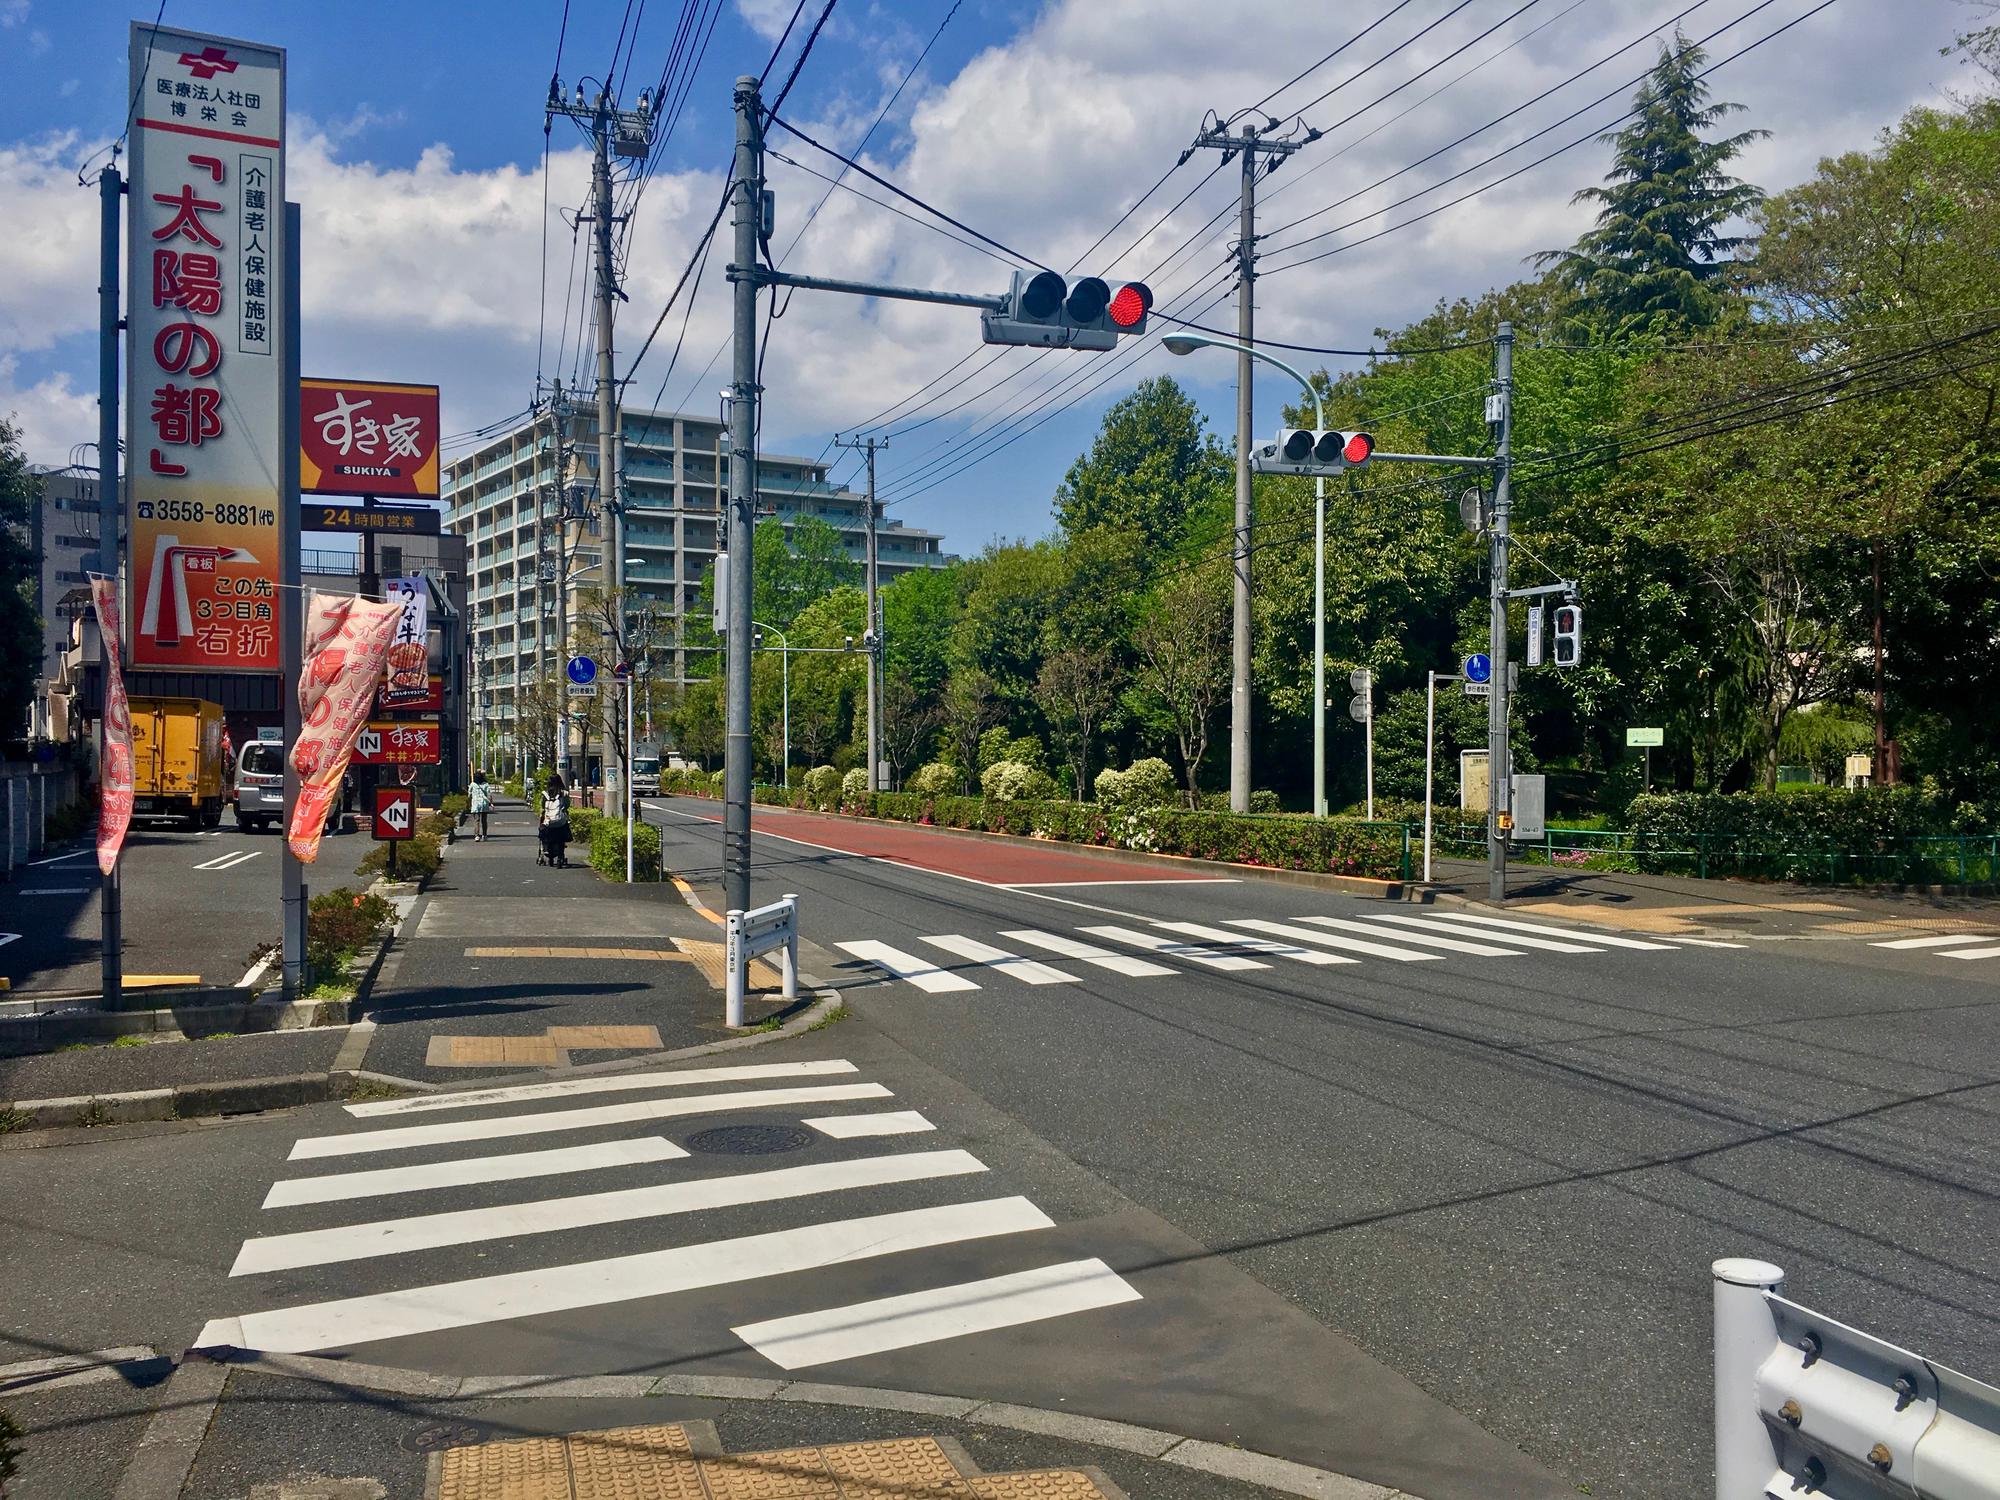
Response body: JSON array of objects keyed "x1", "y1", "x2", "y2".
[{"x1": 129, "y1": 696, "x2": 227, "y2": 828}]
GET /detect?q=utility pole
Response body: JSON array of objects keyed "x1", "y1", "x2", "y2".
[
  {"x1": 1188, "y1": 112, "x2": 1308, "y2": 813},
  {"x1": 1487, "y1": 321, "x2": 1515, "y2": 902},
  {"x1": 835, "y1": 434, "x2": 886, "y2": 791},
  {"x1": 723, "y1": 74, "x2": 764, "y2": 914},
  {"x1": 95, "y1": 162, "x2": 122, "y2": 1010}
]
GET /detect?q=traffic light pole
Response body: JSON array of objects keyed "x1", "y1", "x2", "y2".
[
  {"x1": 834, "y1": 435, "x2": 886, "y2": 792},
  {"x1": 1487, "y1": 321, "x2": 1515, "y2": 903}
]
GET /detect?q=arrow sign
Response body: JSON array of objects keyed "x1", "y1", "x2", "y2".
[
  {"x1": 372, "y1": 787, "x2": 416, "y2": 841},
  {"x1": 357, "y1": 727, "x2": 382, "y2": 758},
  {"x1": 381, "y1": 799, "x2": 410, "y2": 832}
]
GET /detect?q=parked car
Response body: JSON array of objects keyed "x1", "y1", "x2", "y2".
[
  {"x1": 234, "y1": 741, "x2": 350, "y2": 833},
  {"x1": 631, "y1": 754, "x2": 660, "y2": 796}
]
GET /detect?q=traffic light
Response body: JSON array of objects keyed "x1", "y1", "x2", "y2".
[
  {"x1": 1552, "y1": 604, "x2": 1583, "y2": 667},
  {"x1": 982, "y1": 270, "x2": 1153, "y2": 350},
  {"x1": 1249, "y1": 429, "x2": 1373, "y2": 476}
]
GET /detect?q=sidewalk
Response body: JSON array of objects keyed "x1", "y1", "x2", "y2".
[{"x1": 1430, "y1": 855, "x2": 2000, "y2": 939}]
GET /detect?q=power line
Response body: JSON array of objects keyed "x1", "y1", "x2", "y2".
[
  {"x1": 1290, "y1": 0, "x2": 1490, "y2": 117},
  {"x1": 1253, "y1": 0, "x2": 1425, "y2": 111}
]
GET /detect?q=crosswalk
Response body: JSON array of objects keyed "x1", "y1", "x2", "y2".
[
  {"x1": 194, "y1": 1058, "x2": 1139, "y2": 1370},
  {"x1": 1869, "y1": 931, "x2": 2000, "y2": 962},
  {"x1": 836, "y1": 909, "x2": 1678, "y2": 993}
]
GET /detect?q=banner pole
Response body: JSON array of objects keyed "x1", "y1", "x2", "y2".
[
  {"x1": 97, "y1": 163, "x2": 123, "y2": 1009},
  {"x1": 280, "y1": 201, "x2": 306, "y2": 999}
]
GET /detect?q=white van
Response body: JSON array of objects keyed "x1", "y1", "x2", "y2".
[{"x1": 234, "y1": 741, "x2": 350, "y2": 832}]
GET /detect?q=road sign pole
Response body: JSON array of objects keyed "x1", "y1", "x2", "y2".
[
  {"x1": 1365, "y1": 670, "x2": 1374, "y2": 821},
  {"x1": 280, "y1": 202, "x2": 306, "y2": 998},
  {"x1": 1487, "y1": 322, "x2": 1515, "y2": 903},
  {"x1": 625, "y1": 672, "x2": 635, "y2": 883},
  {"x1": 96, "y1": 162, "x2": 123, "y2": 1010}
]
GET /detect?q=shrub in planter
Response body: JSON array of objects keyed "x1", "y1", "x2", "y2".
[
  {"x1": 589, "y1": 816, "x2": 662, "y2": 880},
  {"x1": 842, "y1": 767, "x2": 869, "y2": 803},
  {"x1": 306, "y1": 887, "x2": 394, "y2": 983},
  {"x1": 357, "y1": 830, "x2": 442, "y2": 881},
  {"x1": 1100, "y1": 757, "x2": 1175, "y2": 809},
  {"x1": 981, "y1": 760, "x2": 1056, "y2": 802},
  {"x1": 803, "y1": 764, "x2": 841, "y2": 809},
  {"x1": 908, "y1": 761, "x2": 958, "y2": 797},
  {"x1": 709, "y1": 768, "x2": 725, "y2": 791},
  {"x1": 1249, "y1": 789, "x2": 1282, "y2": 814},
  {"x1": 1093, "y1": 766, "x2": 1124, "y2": 804},
  {"x1": 440, "y1": 793, "x2": 470, "y2": 821}
]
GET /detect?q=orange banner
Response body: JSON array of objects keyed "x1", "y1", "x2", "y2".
[
  {"x1": 91, "y1": 575, "x2": 134, "y2": 875},
  {"x1": 288, "y1": 591, "x2": 401, "y2": 864}
]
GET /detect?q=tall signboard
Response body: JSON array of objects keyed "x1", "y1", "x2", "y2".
[
  {"x1": 126, "y1": 24, "x2": 286, "y2": 672},
  {"x1": 300, "y1": 379, "x2": 442, "y2": 499}
]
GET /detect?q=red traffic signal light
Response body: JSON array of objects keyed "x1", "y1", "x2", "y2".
[
  {"x1": 1343, "y1": 431, "x2": 1373, "y2": 464},
  {"x1": 1107, "y1": 282, "x2": 1152, "y2": 329}
]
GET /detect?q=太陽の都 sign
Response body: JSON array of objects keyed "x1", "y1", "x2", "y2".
[{"x1": 300, "y1": 379, "x2": 440, "y2": 500}]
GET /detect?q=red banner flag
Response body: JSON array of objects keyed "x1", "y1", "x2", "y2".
[
  {"x1": 90, "y1": 575, "x2": 134, "y2": 875},
  {"x1": 289, "y1": 591, "x2": 401, "y2": 864}
]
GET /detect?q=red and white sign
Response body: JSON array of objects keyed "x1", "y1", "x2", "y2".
[
  {"x1": 289, "y1": 591, "x2": 401, "y2": 863},
  {"x1": 300, "y1": 379, "x2": 441, "y2": 500},
  {"x1": 126, "y1": 23, "x2": 286, "y2": 672},
  {"x1": 376, "y1": 673, "x2": 443, "y2": 715},
  {"x1": 372, "y1": 786, "x2": 416, "y2": 840},
  {"x1": 353, "y1": 720, "x2": 441, "y2": 766},
  {"x1": 90, "y1": 575, "x2": 135, "y2": 874}
]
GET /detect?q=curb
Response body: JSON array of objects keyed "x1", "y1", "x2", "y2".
[
  {"x1": 187, "y1": 1348, "x2": 1421, "y2": 1500},
  {"x1": 661, "y1": 795, "x2": 1421, "y2": 901}
]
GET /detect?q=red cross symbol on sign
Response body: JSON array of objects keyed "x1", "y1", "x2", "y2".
[{"x1": 178, "y1": 46, "x2": 239, "y2": 80}]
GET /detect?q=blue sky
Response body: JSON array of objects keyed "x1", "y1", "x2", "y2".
[{"x1": 1, "y1": 0, "x2": 1982, "y2": 554}]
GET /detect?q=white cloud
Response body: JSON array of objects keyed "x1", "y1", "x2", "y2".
[
  {"x1": 0, "y1": 355, "x2": 95, "y2": 467},
  {"x1": 0, "y1": 0, "x2": 29, "y2": 28},
  {"x1": 735, "y1": 0, "x2": 800, "y2": 44}
]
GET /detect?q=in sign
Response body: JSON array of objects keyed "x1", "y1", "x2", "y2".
[{"x1": 372, "y1": 786, "x2": 415, "y2": 840}]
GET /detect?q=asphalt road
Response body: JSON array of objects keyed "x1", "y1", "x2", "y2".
[
  {"x1": 0, "y1": 815, "x2": 363, "y2": 993},
  {"x1": 642, "y1": 797, "x2": 2000, "y2": 1500}
]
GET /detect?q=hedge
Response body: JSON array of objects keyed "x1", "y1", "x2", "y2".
[
  {"x1": 1623, "y1": 786, "x2": 1995, "y2": 882},
  {"x1": 589, "y1": 816, "x2": 662, "y2": 881}
]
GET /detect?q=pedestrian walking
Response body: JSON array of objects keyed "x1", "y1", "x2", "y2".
[
  {"x1": 468, "y1": 770, "x2": 492, "y2": 841},
  {"x1": 538, "y1": 773, "x2": 572, "y2": 868}
]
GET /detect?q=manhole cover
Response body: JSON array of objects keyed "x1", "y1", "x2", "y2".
[
  {"x1": 684, "y1": 1124, "x2": 814, "y2": 1155},
  {"x1": 402, "y1": 1421, "x2": 487, "y2": 1454}
]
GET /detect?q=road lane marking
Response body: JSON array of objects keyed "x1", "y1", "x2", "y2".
[
  {"x1": 1150, "y1": 920, "x2": 1353, "y2": 965},
  {"x1": 1079, "y1": 925, "x2": 1269, "y2": 971},
  {"x1": 1366, "y1": 914, "x2": 1608, "y2": 954},
  {"x1": 20, "y1": 888, "x2": 89, "y2": 896},
  {"x1": 291, "y1": 1082, "x2": 894, "y2": 1159},
  {"x1": 1665, "y1": 937, "x2": 1748, "y2": 948},
  {"x1": 999, "y1": 930, "x2": 1176, "y2": 977},
  {"x1": 918, "y1": 935, "x2": 1078, "y2": 985},
  {"x1": 194, "y1": 849, "x2": 262, "y2": 871},
  {"x1": 1944, "y1": 946, "x2": 2000, "y2": 961},
  {"x1": 1422, "y1": 911, "x2": 1676, "y2": 951},
  {"x1": 263, "y1": 1137, "x2": 690, "y2": 1208},
  {"x1": 803, "y1": 1110, "x2": 935, "y2": 1138},
  {"x1": 1870, "y1": 933, "x2": 2000, "y2": 950},
  {"x1": 1230, "y1": 918, "x2": 1443, "y2": 963},
  {"x1": 1298, "y1": 916, "x2": 1524, "y2": 957},
  {"x1": 0, "y1": 933, "x2": 17, "y2": 948},
  {"x1": 998, "y1": 878, "x2": 1241, "y2": 888},
  {"x1": 344, "y1": 1058, "x2": 862, "y2": 1117},
  {"x1": 232, "y1": 1149, "x2": 989, "y2": 1275},
  {"x1": 193, "y1": 1196, "x2": 1054, "y2": 1355},
  {"x1": 27, "y1": 849, "x2": 91, "y2": 866},
  {"x1": 836, "y1": 940, "x2": 980, "y2": 993},
  {"x1": 733, "y1": 1257, "x2": 1141, "y2": 1370}
]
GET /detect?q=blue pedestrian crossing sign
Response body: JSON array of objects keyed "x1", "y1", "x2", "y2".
[
  {"x1": 1464, "y1": 653, "x2": 1492, "y2": 684},
  {"x1": 566, "y1": 655, "x2": 597, "y2": 686}
]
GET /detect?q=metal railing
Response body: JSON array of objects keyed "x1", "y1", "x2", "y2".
[
  {"x1": 724, "y1": 893, "x2": 799, "y2": 1028},
  {"x1": 1713, "y1": 1258, "x2": 2000, "y2": 1498}
]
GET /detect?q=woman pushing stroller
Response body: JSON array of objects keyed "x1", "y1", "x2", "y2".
[{"x1": 537, "y1": 774, "x2": 573, "y2": 868}]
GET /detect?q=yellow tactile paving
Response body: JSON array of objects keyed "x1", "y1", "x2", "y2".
[
  {"x1": 466, "y1": 945, "x2": 692, "y2": 960},
  {"x1": 698, "y1": 1448, "x2": 841, "y2": 1500},
  {"x1": 966, "y1": 1474, "x2": 1110, "y2": 1500},
  {"x1": 425, "y1": 1035, "x2": 567, "y2": 1068},
  {"x1": 435, "y1": 1434, "x2": 572, "y2": 1500},
  {"x1": 546, "y1": 1025, "x2": 664, "y2": 1050},
  {"x1": 1512, "y1": 903, "x2": 1695, "y2": 933},
  {"x1": 568, "y1": 1424, "x2": 706, "y2": 1500},
  {"x1": 1817, "y1": 917, "x2": 2000, "y2": 935},
  {"x1": 815, "y1": 1438, "x2": 973, "y2": 1500},
  {"x1": 673, "y1": 940, "x2": 787, "y2": 994}
]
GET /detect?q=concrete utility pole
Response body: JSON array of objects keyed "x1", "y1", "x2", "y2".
[
  {"x1": 1487, "y1": 322, "x2": 1516, "y2": 902},
  {"x1": 835, "y1": 434, "x2": 886, "y2": 791},
  {"x1": 280, "y1": 202, "x2": 306, "y2": 998},
  {"x1": 723, "y1": 74, "x2": 764, "y2": 914},
  {"x1": 95, "y1": 163, "x2": 122, "y2": 1009},
  {"x1": 1188, "y1": 113, "x2": 1308, "y2": 813}
]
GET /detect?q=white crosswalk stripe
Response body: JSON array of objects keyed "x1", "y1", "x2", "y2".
[
  {"x1": 1295, "y1": 915, "x2": 1524, "y2": 957},
  {"x1": 1228, "y1": 918, "x2": 1440, "y2": 963},
  {"x1": 1417, "y1": 911, "x2": 1677, "y2": 951},
  {"x1": 1149, "y1": 920, "x2": 1353, "y2": 965},
  {"x1": 1946, "y1": 945, "x2": 2000, "y2": 961},
  {"x1": 1364, "y1": 913, "x2": 1609, "y2": 954},
  {"x1": 1870, "y1": 932, "x2": 2000, "y2": 951},
  {"x1": 838, "y1": 939, "x2": 980, "y2": 992},
  {"x1": 918, "y1": 935, "x2": 1078, "y2": 985},
  {"x1": 1079, "y1": 924, "x2": 1269, "y2": 971},
  {"x1": 345, "y1": 1059, "x2": 862, "y2": 1118},
  {"x1": 999, "y1": 930, "x2": 1175, "y2": 977},
  {"x1": 201, "y1": 1059, "x2": 1142, "y2": 1370}
]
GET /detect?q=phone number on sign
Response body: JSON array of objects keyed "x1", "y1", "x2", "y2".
[{"x1": 145, "y1": 500, "x2": 267, "y2": 527}]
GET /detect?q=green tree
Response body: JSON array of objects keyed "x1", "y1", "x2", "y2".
[
  {"x1": 1130, "y1": 563, "x2": 1230, "y2": 806},
  {"x1": 0, "y1": 420, "x2": 42, "y2": 740},
  {"x1": 950, "y1": 542, "x2": 1063, "y2": 720},
  {"x1": 1052, "y1": 377, "x2": 1230, "y2": 552},
  {"x1": 881, "y1": 564, "x2": 959, "y2": 697},
  {"x1": 1535, "y1": 33, "x2": 1765, "y2": 328},
  {"x1": 754, "y1": 515, "x2": 860, "y2": 628}
]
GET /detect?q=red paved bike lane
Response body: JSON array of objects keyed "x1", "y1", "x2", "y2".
[{"x1": 662, "y1": 797, "x2": 1219, "y2": 886}]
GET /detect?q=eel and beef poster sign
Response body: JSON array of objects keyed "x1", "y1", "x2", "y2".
[{"x1": 126, "y1": 23, "x2": 286, "y2": 672}]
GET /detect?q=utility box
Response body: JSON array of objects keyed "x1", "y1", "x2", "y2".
[{"x1": 1510, "y1": 774, "x2": 1546, "y2": 842}]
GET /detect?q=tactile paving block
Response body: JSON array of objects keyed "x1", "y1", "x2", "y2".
[
  {"x1": 434, "y1": 1435, "x2": 572, "y2": 1500},
  {"x1": 699, "y1": 1447, "x2": 842, "y2": 1500},
  {"x1": 816, "y1": 1438, "x2": 973, "y2": 1500},
  {"x1": 568, "y1": 1422, "x2": 706, "y2": 1500},
  {"x1": 966, "y1": 1473, "x2": 1110, "y2": 1500},
  {"x1": 547, "y1": 1025, "x2": 665, "y2": 1050}
]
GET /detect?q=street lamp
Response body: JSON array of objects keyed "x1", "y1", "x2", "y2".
[
  {"x1": 752, "y1": 620, "x2": 789, "y2": 788},
  {"x1": 1164, "y1": 332, "x2": 1333, "y2": 818}
]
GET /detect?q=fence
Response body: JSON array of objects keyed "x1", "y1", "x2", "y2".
[
  {"x1": 1713, "y1": 1258, "x2": 2000, "y2": 1499},
  {"x1": 1423, "y1": 817, "x2": 2000, "y2": 886},
  {"x1": 2, "y1": 762, "x2": 83, "y2": 882}
]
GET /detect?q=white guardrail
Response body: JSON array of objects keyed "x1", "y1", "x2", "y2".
[
  {"x1": 724, "y1": 892, "x2": 800, "y2": 1027},
  {"x1": 1714, "y1": 1259, "x2": 2000, "y2": 1499}
]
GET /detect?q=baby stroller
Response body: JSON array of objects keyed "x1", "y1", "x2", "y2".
[{"x1": 536, "y1": 819, "x2": 571, "y2": 867}]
